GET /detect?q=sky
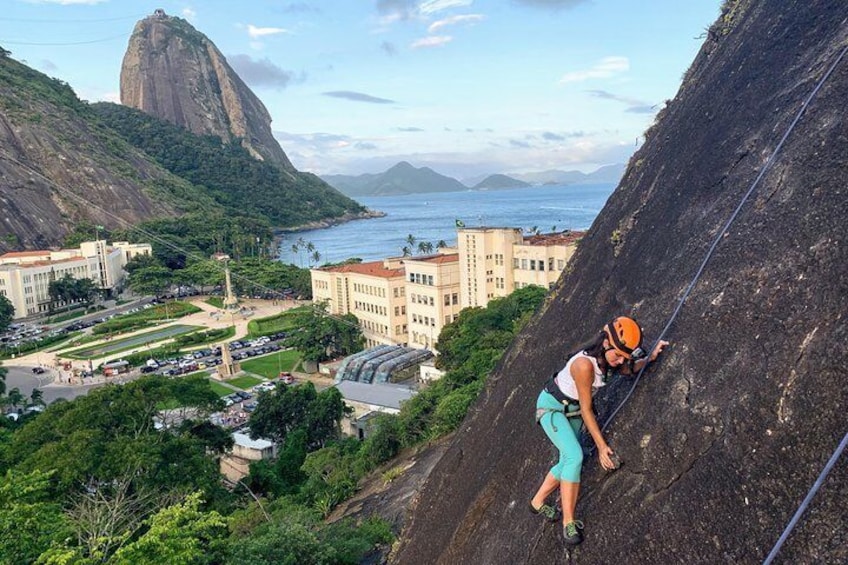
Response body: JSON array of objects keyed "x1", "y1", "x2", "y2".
[{"x1": 1, "y1": 0, "x2": 722, "y2": 180}]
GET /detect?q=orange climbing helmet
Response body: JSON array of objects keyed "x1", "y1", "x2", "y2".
[{"x1": 604, "y1": 316, "x2": 646, "y2": 360}]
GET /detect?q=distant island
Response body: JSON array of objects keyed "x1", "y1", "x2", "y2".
[
  {"x1": 323, "y1": 162, "x2": 625, "y2": 197},
  {"x1": 472, "y1": 174, "x2": 531, "y2": 190}
]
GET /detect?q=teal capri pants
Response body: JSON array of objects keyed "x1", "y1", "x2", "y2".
[{"x1": 536, "y1": 389, "x2": 584, "y2": 483}]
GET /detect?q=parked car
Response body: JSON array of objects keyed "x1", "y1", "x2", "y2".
[
  {"x1": 278, "y1": 372, "x2": 295, "y2": 385},
  {"x1": 31, "y1": 367, "x2": 45, "y2": 374}
]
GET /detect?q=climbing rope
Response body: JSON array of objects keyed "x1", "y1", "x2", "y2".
[
  {"x1": 602, "y1": 40, "x2": 848, "y2": 432},
  {"x1": 762, "y1": 430, "x2": 848, "y2": 564},
  {"x1": 597, "y1": 40, "x2": 848, "y2": 562}
]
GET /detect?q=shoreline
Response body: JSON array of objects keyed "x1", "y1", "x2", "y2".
[{"x1": 273, "y1": 208, "x2": 386, "y2": 236}]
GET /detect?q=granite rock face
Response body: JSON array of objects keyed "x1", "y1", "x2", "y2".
[
  {"x1": 0, "y1": 55, "x2": 193, "y2": 251},
  {"x1": 120, "y1": 11, "x2": 295, "y2": 171},
  {"x1": 392, "y1": 1, "x2": 847, "y2": 563}
]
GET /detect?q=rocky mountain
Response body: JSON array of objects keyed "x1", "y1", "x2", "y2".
[
  {"x1": 0, "y1": 50, "x2": 212, "y2": 252},
  {"x1": 508, "y1": 163, "x2": 626, "y2": 186},
  {"x1": 322, "y1": 161, "x2": 467, "y2": 197},
  {"x1": 392, "y1": 1, "x2": 847, "y2": 563},
  {"x1": 472, "y1": 174, "x2": 530, "y2": 190},
  {"x1": 120, "y1": 10, "x2": 295, "y2": 171}
]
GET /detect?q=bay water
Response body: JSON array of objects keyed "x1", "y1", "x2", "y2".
[{"x1": 277, "y1": 183, "x2": 616, "y2": 265}]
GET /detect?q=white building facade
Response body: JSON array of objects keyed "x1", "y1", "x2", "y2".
[{"x1": 0, "y1": 240, "x2": 152, "y2": 319}]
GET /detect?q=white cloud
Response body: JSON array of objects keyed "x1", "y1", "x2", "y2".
[
  {"x1": 428, "y1": 14, "x2": 484, "y2": 33},
  {"x1": 559, "y1": 56, "x2": 629, "y2": 83},
  {"x1": 418, "y1": 0, "x2": 473, "y2": 15},
  {"x1": 411, "y1": 35, "x2": 453, "y2": 49},
  {"x1": 246, "y1": 24, "x2": 289, "y2": 38},
  {"x1": 182, "y1": 7, "x2": 196, "y2": 20}
]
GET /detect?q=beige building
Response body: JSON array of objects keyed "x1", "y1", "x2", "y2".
[
  {"x1": 311, "y1": 258, "x2": 408, "y2": 348},
  {"x1": 457, "y1": 228, "x2": 584, "y2": 308},
  {"x1": 404, "y1": 253, "x2": 461, "y2": 351},
  {"x1": 219, "y1": 432, "x2": 277, "y2": 483},
  {"x1": 0, "y1": 240, "x2": 152, "y2": 319},
  {"x1": 309, "y1": 230, "x2": 583, "y2": 351}
]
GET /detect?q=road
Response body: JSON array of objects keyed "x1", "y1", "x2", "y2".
[{"x1": 4, "y1": 365, "x2": 103, "y2": 404}]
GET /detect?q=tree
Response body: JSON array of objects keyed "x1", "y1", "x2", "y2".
[
  {"x1": 124, "y1": 253, "x2": 161, "y2": 274},
  {"x1": 5, "y1": 388, "x2": 23, "y2": 411},
  {"x1": 310, "y1": 250, "x2": 321, "y2": 266},
  {"x1": 128, "y1": 265, "x2": 173, "y2": 297},
  {"x1": 405, "y1": 234, "x2": 416, "y2": 250},
  {"x1": 110, "y1": 492, "x2": 227, "y2": 565},
  {"x1": 181, "y1": 259, "x2": 225, "y2": 292},
  {"x1": 436, "y1": 240, "x2": 448, "y2": 249},
  {"x1": 0, "y1": 470, "x2": 72, "y2": 564},
  {"x1": 284, "y1": 302, "x2": 363, "y2": 363},
  {"x1": 248, "y1": 382, "x2": 317, "y2": 445},
  {"x1": 73, "y1": 277, "x2": 100, "y2": 304},
  {"x1": 29, "y1": 388, "x2": 44, "y2": 407},
  {"x1": 0, "y1": 295, "x2": 12, "y2": 334}
]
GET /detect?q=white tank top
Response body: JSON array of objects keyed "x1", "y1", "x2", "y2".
[{"x1": 553, "y1": 351, "x2": 606, "y2": 401}]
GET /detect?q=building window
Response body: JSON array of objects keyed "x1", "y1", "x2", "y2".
[
  {"x1": 558, "y1": 259, "x2": 565, "y2": 270},
  {"x1": 444, "y1": 294, "x2": 451, "y2": 306},
  {"x1": 513, "y1": 258, "x2": 519, "y2": 269},
  {"x1": 539, "y1": 262, "x2": 545, "y2": 271},
  {"x1": 530, "y1": 260, "x2": 536, "y2": 271},
  {"x1": 445, "y1": 315, "x2": 451, "y2": 324},
  {"x1": 452, "y1": 293, "x2": 458, "y2": 305}
]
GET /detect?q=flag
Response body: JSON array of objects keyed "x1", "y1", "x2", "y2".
[{"x1": 455, "y1": 219, "x2": 465, "y2": 228}]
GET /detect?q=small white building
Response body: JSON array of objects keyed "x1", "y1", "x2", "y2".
[
  {"x1": 336, "y1": 380, "x2": 416, "y2": 439},
  {"x1": 220, "y1": 432, "x2": 278, "y2": 483}
]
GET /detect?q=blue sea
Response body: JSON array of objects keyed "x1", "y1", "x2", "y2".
[{"x1": 277, "y1": 183, "x2": 616, "y2": 265}]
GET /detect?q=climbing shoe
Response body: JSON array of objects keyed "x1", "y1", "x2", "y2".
[
  {"x1": 528, "y1": 501, "x2": 561, "y2": 522},
  {"x1": 563, "y1": 520, "x2": 584, "y2": 546}
]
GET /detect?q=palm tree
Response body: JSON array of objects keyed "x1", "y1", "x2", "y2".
[
  {"x1": 417, "y1": 241, "x2": 428, "y2": 255},
  {"x1": 436, "y1": 240, "x2": 448, "y2": 249},
  {"x1": 311, "y1": 250, "x2": 321, "y2": 266},
  {"x1": 290, "y1": 243, "x2": 299, "y2": 260},
  {"x1": 30, "y1": 388, "x2": 44, "y2": 407},
  {"x1": 6, "y1": 387, "x2": 24, "y2": 411},
  {"x1": 406, "y1": 234, "x2": 417, "y2": 249},
  {"x1": 401, "y1": 246, "x2": 411, "y2": 257}
]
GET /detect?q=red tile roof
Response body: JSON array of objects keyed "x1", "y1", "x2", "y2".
[
  {"x1": 523, "y1": 230, "x2": 586, "y2": 246},
  {"x1": 406, "y1": 253, "x2": 459, "y2": 264},
  {"x1": 0, "y1": 251, "x2": 50, "y2": 258},
  {"x1": 322, "y1": 260, "x2": 405, "y2": 278}
]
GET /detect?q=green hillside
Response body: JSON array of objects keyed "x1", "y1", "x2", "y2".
[{"x1": 92, "y1": 102, "x2": 365, "y2": 227}]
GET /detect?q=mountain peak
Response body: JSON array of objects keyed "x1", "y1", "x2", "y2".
[{"x1": 120, "y1": 10, "x2": 295, "y2": 170}]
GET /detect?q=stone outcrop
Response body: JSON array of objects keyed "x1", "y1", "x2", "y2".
[
  {"x1": 392, "y1": 1, "x2": 847, "y2": 563},
  {"x1": 120, "y1": 11, "x2": 295, "y2": 171}
]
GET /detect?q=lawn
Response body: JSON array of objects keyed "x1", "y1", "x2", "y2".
[
  {"x1": 205, "y1": 297, "x2": 224, "y2": 309},
  {"x1": 92, "y1": 301, "x2": 201, "y2": 335},
  {"x1": 209, "y1": 380, "x2": 235, "y2": 396},
  {"x1": 240, "y1": 350, "x2": 301, "y2": 379},
  {"x1": 61, "y1": 324, "x2": 200, "y2": 359},
  {"x1": 225, "y1": 375, "x2": 264, "y2": 390},
  {"x1": 246, "y1": 306, "x2": 309, "y2": 337}
]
